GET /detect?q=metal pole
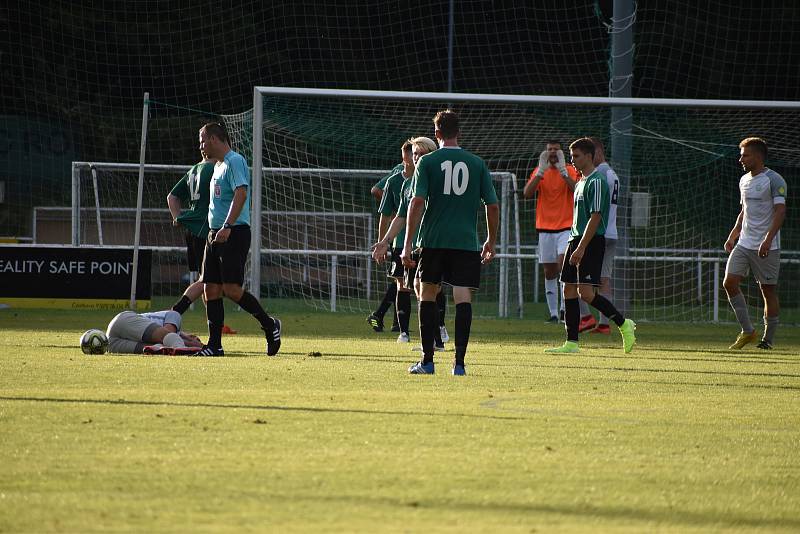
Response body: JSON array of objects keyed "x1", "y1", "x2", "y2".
[
  {"x1": 251, "y1": 89, "x2": 264, "y2": 299},
  {"x1": 610, "y1": 0, "x2": 635, "y2": 316},
  {"x1": 71, "y1": 163, "x2": 80, "y2": 246},
  {"x1": 330, "y1": 255, "x2": 338, "y2": 312},
  {"x1": 129, "y1": 92, "x2": 149, "y2": 310},
  {"x1": 90, "y1": 165, "x2": 103, "y2": 245},
  {"x1": 447, "y1": 0, "x2": 455, "y2": 93},
  {"x1": 511, "y1": 174, "x2": 524, "y2": 318}
]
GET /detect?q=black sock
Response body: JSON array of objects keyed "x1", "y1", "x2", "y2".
[
  {"x1": 172, "y1": 295, "x2": 192, "y2": 315},
  {"x1": 454, "y1": 303, "x2": 472, "y2": 366},
  {"x1": 565, "y1": 297, "x2": 580, "y2": 342},
  {"x1": 589, "y1": 295, "x2": 624, "y2": 327},
  {"x1": 436, "y1": 291, "x2": 446, "y2": 326},
  {"x1": 375, "y1": 284, "x2": 397, "y2": 319},
  {"x1": 206, "y1": 298, "x2": 224, "y2": 349},
  {"x1": 396, "y1": 290, "x2": 412, "y2": 334},
  {"x1": 236, "y1": 291, "x2": 275, "y2": 331},
  {"x1": 419, "y1": 301, "x2": 437, "y2": 364}
]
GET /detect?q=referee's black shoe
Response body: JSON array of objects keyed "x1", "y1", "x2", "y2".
[
  {"x1": 265, "y1": 318, "x2": 282, "y2": 356},
  {"x1": 192, "y1": 345, "x2": 225, "y2": 357}
]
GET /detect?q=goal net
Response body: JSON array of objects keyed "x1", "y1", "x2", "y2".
[{"x1": 249, "y1": 88, "x2": 800, "y2": 322}]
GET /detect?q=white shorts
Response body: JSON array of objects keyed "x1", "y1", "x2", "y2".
[
  {"x1": 538, "y1": 230, "x2": 570, "y2": 264},
  {"x1": 601, "y1": 239, "x2": 617, "y2": 278},
  {"x1": 725, "y1": 245, "x2": 780, "y2": 285},
  {"x1": 106, "y1": 311, "x2": 160, "y2": 354}
]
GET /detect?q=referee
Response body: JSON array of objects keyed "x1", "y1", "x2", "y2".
[{"x1": 194, "y1": 122, "x2": 281, "y2": 357}]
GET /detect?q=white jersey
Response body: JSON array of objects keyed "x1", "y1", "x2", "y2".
[
  {"x1": 596, "y1": 162, "x2": 619, "y2": 240},
  {"x1": 738, "y1": 168, "x2": 787, "y2": 250},
  {"x1": 140, "y1": 310, "x2": 182, "y2": 330}
]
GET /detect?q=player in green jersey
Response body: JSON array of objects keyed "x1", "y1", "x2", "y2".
[
  {"x1": 366, "y1": 150, "x2": 409, "y2": 333},
  {"x1": 545, "y1": 138, "x2": 635, "y2": 354},
  {"x1": 372, "y1": 137, "x2": 445, "y2": 348},
  {"x1": 167, "y1": 151, "x2": 215, "y2": 314},
  {"x1": 402, "y1": 110, "x2": 499, "y2": 376}
]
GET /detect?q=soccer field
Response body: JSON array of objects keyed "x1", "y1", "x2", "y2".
[{"x1": 1, "y1": 305, "x2": 799, "y2": 532}]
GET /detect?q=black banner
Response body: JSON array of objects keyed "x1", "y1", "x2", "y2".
[{"x1": 0, "y1": 246, "x2": 151, "y2": 303}]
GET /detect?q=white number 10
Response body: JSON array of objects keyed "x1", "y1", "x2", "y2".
[{"x1": 441, "y1": 160, "x2": 469, "y2": 195}]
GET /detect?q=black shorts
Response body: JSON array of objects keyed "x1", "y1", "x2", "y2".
[
  {"x1": 185, "y1": 231, "x2": 207, "y2": 273},
  {"x1": 201, "y1": 225, "x2": 250, "y2": 285},
  {"x1": 386, "y1": 248, "x2": 404, "y2": 279},
  {"x1": 417, "y1": 248, "x2": 481, "y2": 290},
  {"x1": 403, "y1": 249, "x2": 420, "y2": 289},
  {"x1": 560, "y1": 235, "x2": 605, "y2": 287}
]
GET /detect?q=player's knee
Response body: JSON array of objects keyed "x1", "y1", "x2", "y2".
[
  {"x1": 722, "y1": 277, "x2": 739, "y2": 295},
  {"x1": 163, "y1": 332, "x2": 186, "y2": 348},
  {"x1": 204, "y1": 284, "x2": 223, "y2": 300},
  {"x1": 223, "y1": 283, "x2": 244, "y2": 301}
]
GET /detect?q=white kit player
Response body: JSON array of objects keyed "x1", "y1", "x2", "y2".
[
  {"x1": 724, "y1": 137, "x2": 787, "y2": 350},
  {"x1": 105, "y1": 309, "x2": 203, "y2": 355},
  {"x1": 588, "y1": 137, "x2": 620, "y2": 334}
]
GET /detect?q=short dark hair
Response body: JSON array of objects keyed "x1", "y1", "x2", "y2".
[
  {"x1": 433, "y1": 109, "x2": 459, "y2": 139},
  {"x1": 202, "y1": 122, "x2": 230, "y2": 145},
  {"x1": 546, "y1": 139, "x2": 561, "y2": 148},
  {"x1": 569, "y1": 137, "x2": 596, "y2": 159},
  {"x1": 739, "y1": 137, "x2": 767, "y2": 159}
]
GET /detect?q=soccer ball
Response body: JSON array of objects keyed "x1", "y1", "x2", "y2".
[{"x1": 80, "y1": 329, "x2": 109, "y2": 355}]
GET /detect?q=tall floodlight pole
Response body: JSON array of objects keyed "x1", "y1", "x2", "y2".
[
  {"x1": 447, "y1": 0, "x2": 455, "y2": 93},
  {"x1": 609, "y1": 0, "x2": 635, "y2": 315}
]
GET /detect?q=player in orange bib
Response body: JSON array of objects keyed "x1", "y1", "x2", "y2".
[{"x1": 524, "y1": 140, "x2": 595, "y2": 330}]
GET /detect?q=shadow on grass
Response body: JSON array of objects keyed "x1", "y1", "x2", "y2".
[
  {"x1": 0, "y1": 395, "x2": 522, "y2": 421},
  {"x1": 283, "y1": 493, "x2": 800, "y2": 531}
]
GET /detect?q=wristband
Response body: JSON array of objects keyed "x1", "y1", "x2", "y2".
[{"x1": 223, "y1": 222, "x2": 233, "y2": 229}]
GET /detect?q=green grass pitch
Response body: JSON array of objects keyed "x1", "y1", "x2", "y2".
[{"x1": 1, "y1": 304, "x2": 798, "y2": 532}]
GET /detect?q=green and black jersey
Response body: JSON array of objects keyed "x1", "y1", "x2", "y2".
[
  {"x1": 169, "y1": 161, "x2": 214, "y2": 237},
  {"x1": 570, "y1": 169, "x2": 609, "y2": 240},
  {"x1": 412, "y1": 147, "x2": 498, "y2": 251}
]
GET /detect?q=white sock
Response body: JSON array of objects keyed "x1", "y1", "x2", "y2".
[
  {"x1": 579, "y1": 299, "x2": 591, "y2": 317},
  {"x1": 163, "y1": 332, "x2": 186, "y2": 348},
  {"x1": 560, "y1": 282, "x2": 565, "y2": 315},
  {"x1": 544, "y1": 278, "x2": 559, "y2": 318}
]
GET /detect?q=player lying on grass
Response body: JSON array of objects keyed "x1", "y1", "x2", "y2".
[{"x1": 103, "y1": 310, "x2": 203, "y2": 355}]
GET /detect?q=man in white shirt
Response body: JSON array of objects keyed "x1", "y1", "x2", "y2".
[{"x1": 723, "y1": 137, "x2": 787, "y2": 350}]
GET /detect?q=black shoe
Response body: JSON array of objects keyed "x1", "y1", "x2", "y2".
[
  {"x1": 391, "y1": 323, "x2": 401, "y2": 332},
  {"x1": 265, "y1": 318, "x2": 282, "y2": 356},
  {"x1": 192, "y1": 345, "x2": 224, "y2": 357},
  {"x1": 545, "y1": 315, "x2": 559, "y2": 324},
  {"x1": 756, "y1": 340, "x2": 773, "y2": 350},
  {"x1": 366, "y1": 313, "x2": 384, "y2": 332}
]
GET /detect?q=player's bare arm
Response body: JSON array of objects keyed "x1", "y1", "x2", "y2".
[
  {"x1": 167, "y1": 194, "x2": 183, "y2": 226},
  {"x1": 570, "y1": 212, "x2": 602, "y2": 266},
  {"x1": 213, "y1": 186, "x2": 247, "y2": 244},
  {"x1": 758, "y1": 203, "x2": 786, "y2": 257},
  {"x1": 481, "y1": 203, "x2": 500, "y2": 264},
  {"x1": 378, "y1": 213, "x2": 394, "y2": 243},
  {"x1": 401, "y1": 197, "x2": 425, "y2": 267},
  {"x1": 372, "y1": 215, "x2": 406, "y2": 263},
  {"x1": 724, "y1": 209, "x2": 744, "y2": 252}
]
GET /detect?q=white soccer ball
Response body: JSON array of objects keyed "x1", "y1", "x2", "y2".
[{"x1": 80, "y1": 329, "x2": 109, "y2": 355}]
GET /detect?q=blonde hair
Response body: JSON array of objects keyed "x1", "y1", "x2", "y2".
[{"x1": 408, "y1": 136, "x2": 437, "y2": 155}]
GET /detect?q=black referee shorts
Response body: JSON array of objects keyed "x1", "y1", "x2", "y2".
[{"x1": 201, "y1": 225, "x2": 250, "y2": 286}]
